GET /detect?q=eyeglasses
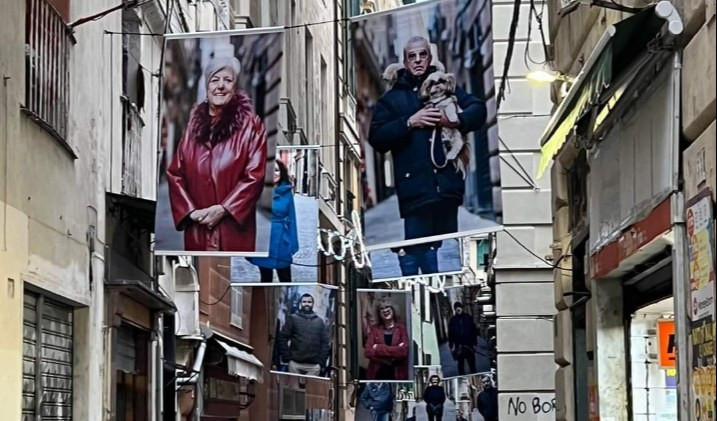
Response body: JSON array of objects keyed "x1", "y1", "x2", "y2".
[{"x1": 407, "y1": 51, "x2": 429, "y2": 61}]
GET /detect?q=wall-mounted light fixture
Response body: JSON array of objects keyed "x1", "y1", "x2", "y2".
[{"x1": 526, "y1": 70, "x2": 573, "y2": 83}]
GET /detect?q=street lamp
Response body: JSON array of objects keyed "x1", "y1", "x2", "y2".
[{"x1": 526, "y1": 70, "x2": 573, "y2": 83}]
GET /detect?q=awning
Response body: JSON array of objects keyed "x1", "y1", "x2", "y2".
[
  {"x1": 214, "y1": 339, "x2": 265, "y2": 384},
  {"x1": 536, "y1": 1, "x2": 684, "y2": 178}
]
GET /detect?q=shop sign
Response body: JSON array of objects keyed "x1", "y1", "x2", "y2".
[
  {"x1": 657, "y1": 319, "x2": 677, "y2": 369},
  {"x1": 686, "y1": 189, "x2": 716, "y2": 421}
]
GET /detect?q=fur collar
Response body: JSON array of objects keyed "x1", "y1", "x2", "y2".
[
  {"x1": 394, "y1": 66, "x2": 440, "y2": 90},
  {"x1": 187, "y1": 91, "x2": 255, "y2": 144}
]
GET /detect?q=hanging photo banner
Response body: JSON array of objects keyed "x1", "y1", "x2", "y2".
[
  {"x1": 230, "y1": 146, "x2": 321, "y2": 285},
  {"x1": 351, "y1": 0, "x2": 503, "y2": 282},
  {"x1": 355, "y1": 289, "x2": 414, "y2": 382},
  {"x1": 269, "y1": 284, "x2": 337, "y2": 381},
  {"x1": 155, "y1": 28, "x2": 283, "y2": 256},
  {"x1": 430, "y1": 285, "x2": 495, "y2": 380},
  {"x1": 686, "y1": 189, "x2": 716, "y2": 421}
]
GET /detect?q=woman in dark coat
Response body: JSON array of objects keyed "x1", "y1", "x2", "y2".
[
  {"x1": 167, "y1": 55, "x2": 267, "y2": 252},
  {"x1": 247, "y1": 160, "x2": 299, "y2": 282},
  {"x1": 364, "y1": 298, "x2": 410, "y2": 380}
]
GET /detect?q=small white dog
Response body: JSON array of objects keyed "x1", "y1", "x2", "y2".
[{"x1": 419, "y1": 71, "x2": 469, "y2": 178}]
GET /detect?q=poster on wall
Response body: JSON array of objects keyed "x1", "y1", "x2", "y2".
[
  {"x1": 686, "y1": 188, "x2": 716, "y2": 421},
  {"x1": 270, "y1": 284, "x2": 337, "y2": 381},
  {"x1": 155, "y1": 28, "x2": 283, "y2": 256},
  {"x1": 230, "y1": 146, "x2": 320, "y2": 284},
  {"x1": 355, "y1": 289, "x2": 414, "y2": 382},
  {"x1": 351, "y1": 0, "x2": 502, "y2": 280}
]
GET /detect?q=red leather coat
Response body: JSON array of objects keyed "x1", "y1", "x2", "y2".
[
  {"x1": 364, "y1": 322, "x2": 410, "y2": 380},
  {"x1": 167, "y1": 92, "x2": 267, "y2": 252}
]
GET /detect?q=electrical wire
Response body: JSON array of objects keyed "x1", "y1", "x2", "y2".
[
  {"x1": 497, "y1": 0, "x2": 522, "y2": 110},
  {"x1": 524, "y1": 0, "x2": 549, "y2": 67},
  {"x1": 501, "y1": 228, "x2": 573, "y2": 272},
  {"x1": 498, "y1": 135, "x2": 540, "y2": 189}
]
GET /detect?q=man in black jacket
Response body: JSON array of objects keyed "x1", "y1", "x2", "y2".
[
  {"x1": 423, "y1": 375, "x2": 446, "y2": 421},
  {"x1": 369, "y1": 35, "x2": 487, "y2": 276},
  {"x1": 278, "y1": 294, "x2": 330, "y2": 377},
  {"x1": 448, "y1": 302, "x2": 478, "y2": 375}
]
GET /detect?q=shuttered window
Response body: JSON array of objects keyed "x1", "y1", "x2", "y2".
[{"x1": 22, "y1": 291, "x2": 74, "y2": 421}]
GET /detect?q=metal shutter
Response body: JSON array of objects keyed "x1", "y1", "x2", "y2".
[{"x1": 22, "y1": 292, "x2": 74, "y2": 420}]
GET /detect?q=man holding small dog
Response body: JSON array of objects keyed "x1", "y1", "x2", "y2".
[{"x1": 369, "y1": 36, "x2": 487, "y2": 276}]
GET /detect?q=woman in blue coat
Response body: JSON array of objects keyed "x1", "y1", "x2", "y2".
[{"x1": 248, "y1": 160, "x2": 299, "y2": 282}]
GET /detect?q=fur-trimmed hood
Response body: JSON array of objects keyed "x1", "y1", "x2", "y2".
[{"x1": 187, "y1": 90, "x2": 255, "y2": 144}]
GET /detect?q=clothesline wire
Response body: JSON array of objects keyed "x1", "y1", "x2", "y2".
[{"x1": 103, "y1": 15, "x2": 355, "y2": 38}]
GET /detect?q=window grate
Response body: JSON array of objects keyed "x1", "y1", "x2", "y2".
[{"x1": 24, "y1": 0, "x2": 72, "y2": 141}]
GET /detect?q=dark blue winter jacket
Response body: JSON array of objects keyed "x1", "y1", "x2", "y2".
[
  {"x1": 247, "y1": 182, "x2": 299, "y2": 269},
  {"x1": 360, "y1": 383, "x2": 394, "y2": 412},
  {"x1": 368, "y1": 67, "x2": 487, "y2": 217},
  {"x1": 423, "y1": 385, "x2": 446, "y2": 409},
  {"x1": 448, "y1": 313, "x2": 479, "y2": 348}
]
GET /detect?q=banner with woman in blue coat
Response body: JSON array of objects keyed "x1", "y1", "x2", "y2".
[{"x1": 230, "y1": 146, "x2": 321, "y2": 284}]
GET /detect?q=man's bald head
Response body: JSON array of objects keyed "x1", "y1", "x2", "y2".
[{"x1": 403, "y1": 36, "x2": 432, "y2": 77}]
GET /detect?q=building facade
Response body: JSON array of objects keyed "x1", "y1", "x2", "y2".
[
  {"x1": 491, "y1": 0, "x2": 558, "y2": 419},
  {"x1": 544, "y1": 0, "x2": 715, "y2": 420}
]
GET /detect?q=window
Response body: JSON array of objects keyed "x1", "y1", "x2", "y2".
[
  {"x1": 231, "y1": 287, "x2": 243, "y2": 328},
  {"x1": 22, "y1": 291, "x2": 74, "y2": 421},
  {"x1": 280, "y1": 385, "x2": 306, "y2": 420},
  {"x1": 343, "y1": 0, "x2": 357, "y2": 96},
  {"x1": 121, "y1": 9, "x2": 145, "y2": 196},
  {"x1": 24, "y1": 0, "x2": 72, "y2": 141},
  {"x1": 304, "y1": 29, "x2": 314, "y2": 140},
  {"x1": 320, "y1": 56, "x2": 328, "y2": 142}
]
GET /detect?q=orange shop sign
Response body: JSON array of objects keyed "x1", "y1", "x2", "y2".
[{"x1": 657, "y1": 319, "x2": 676, "y2": 369}]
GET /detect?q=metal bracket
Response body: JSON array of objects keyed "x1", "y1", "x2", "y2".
[{"x1": 559, "y1": 0, "x2": 645, "y2": 17}]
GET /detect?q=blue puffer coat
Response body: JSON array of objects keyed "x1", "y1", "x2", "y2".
[
  {"x1": 247, "y1": 182, "x2": 299, "y2": 269},
  {"x1": 368, "y1": 67, "x2": 487, "y2": 217}
]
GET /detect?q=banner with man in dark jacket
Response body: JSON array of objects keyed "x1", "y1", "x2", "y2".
[
  {"x1": 351, "y1": 0, "x2": 502, "y2": 280},
  {"x1": 272, "y1": 286, "x2": 336, "y2": 379}
]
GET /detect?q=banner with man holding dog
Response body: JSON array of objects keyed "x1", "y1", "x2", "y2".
[{"x1": 352, "y1": 0, "x2": 502, "y2": 280}]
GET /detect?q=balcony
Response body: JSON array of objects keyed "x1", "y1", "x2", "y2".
[{"x1": 105, "y1": 247, "x2": 175, "y2": 312}]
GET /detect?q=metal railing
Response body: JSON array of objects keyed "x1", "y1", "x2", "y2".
[{"x1": 24, "y1": 0, "x2": 72, "y2": 140}]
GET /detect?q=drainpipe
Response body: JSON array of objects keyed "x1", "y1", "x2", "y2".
[
  {"x1": 176, "y1": 340, "x2": 207, "y2": 385},
  {"x1": 332, "y1": 1, "x2": 342, "y2": 420},
  {"x1": 669, "y1": 51, "x2": 690, "y2": 421}
]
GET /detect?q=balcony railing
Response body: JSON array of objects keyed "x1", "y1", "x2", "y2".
[
  {"x1": 121, "y1": 96, "x2": 144, "y2": 197},
  {"x1": 23, "y1": 0, "x2": 73, "y2": 141}
]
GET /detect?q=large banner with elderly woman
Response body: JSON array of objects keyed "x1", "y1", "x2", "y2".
[
  {"x1": 155, "y1": 29, "x2": 282, "y2": 255},
  {"x1": 351, "y1": 0, "x2": 502, "y2": 280}
]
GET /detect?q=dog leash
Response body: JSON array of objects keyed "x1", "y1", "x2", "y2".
[{"x1": 429, "y1": 128, "x2": 449, "y2": 169}]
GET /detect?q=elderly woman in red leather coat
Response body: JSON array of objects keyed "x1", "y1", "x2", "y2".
[
  {"x1": 167, "y1": 55, "x2": 267, "y2": 252},
  {"x1": 364, "y1": 298, "x2": 410, "y2": 380}
]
